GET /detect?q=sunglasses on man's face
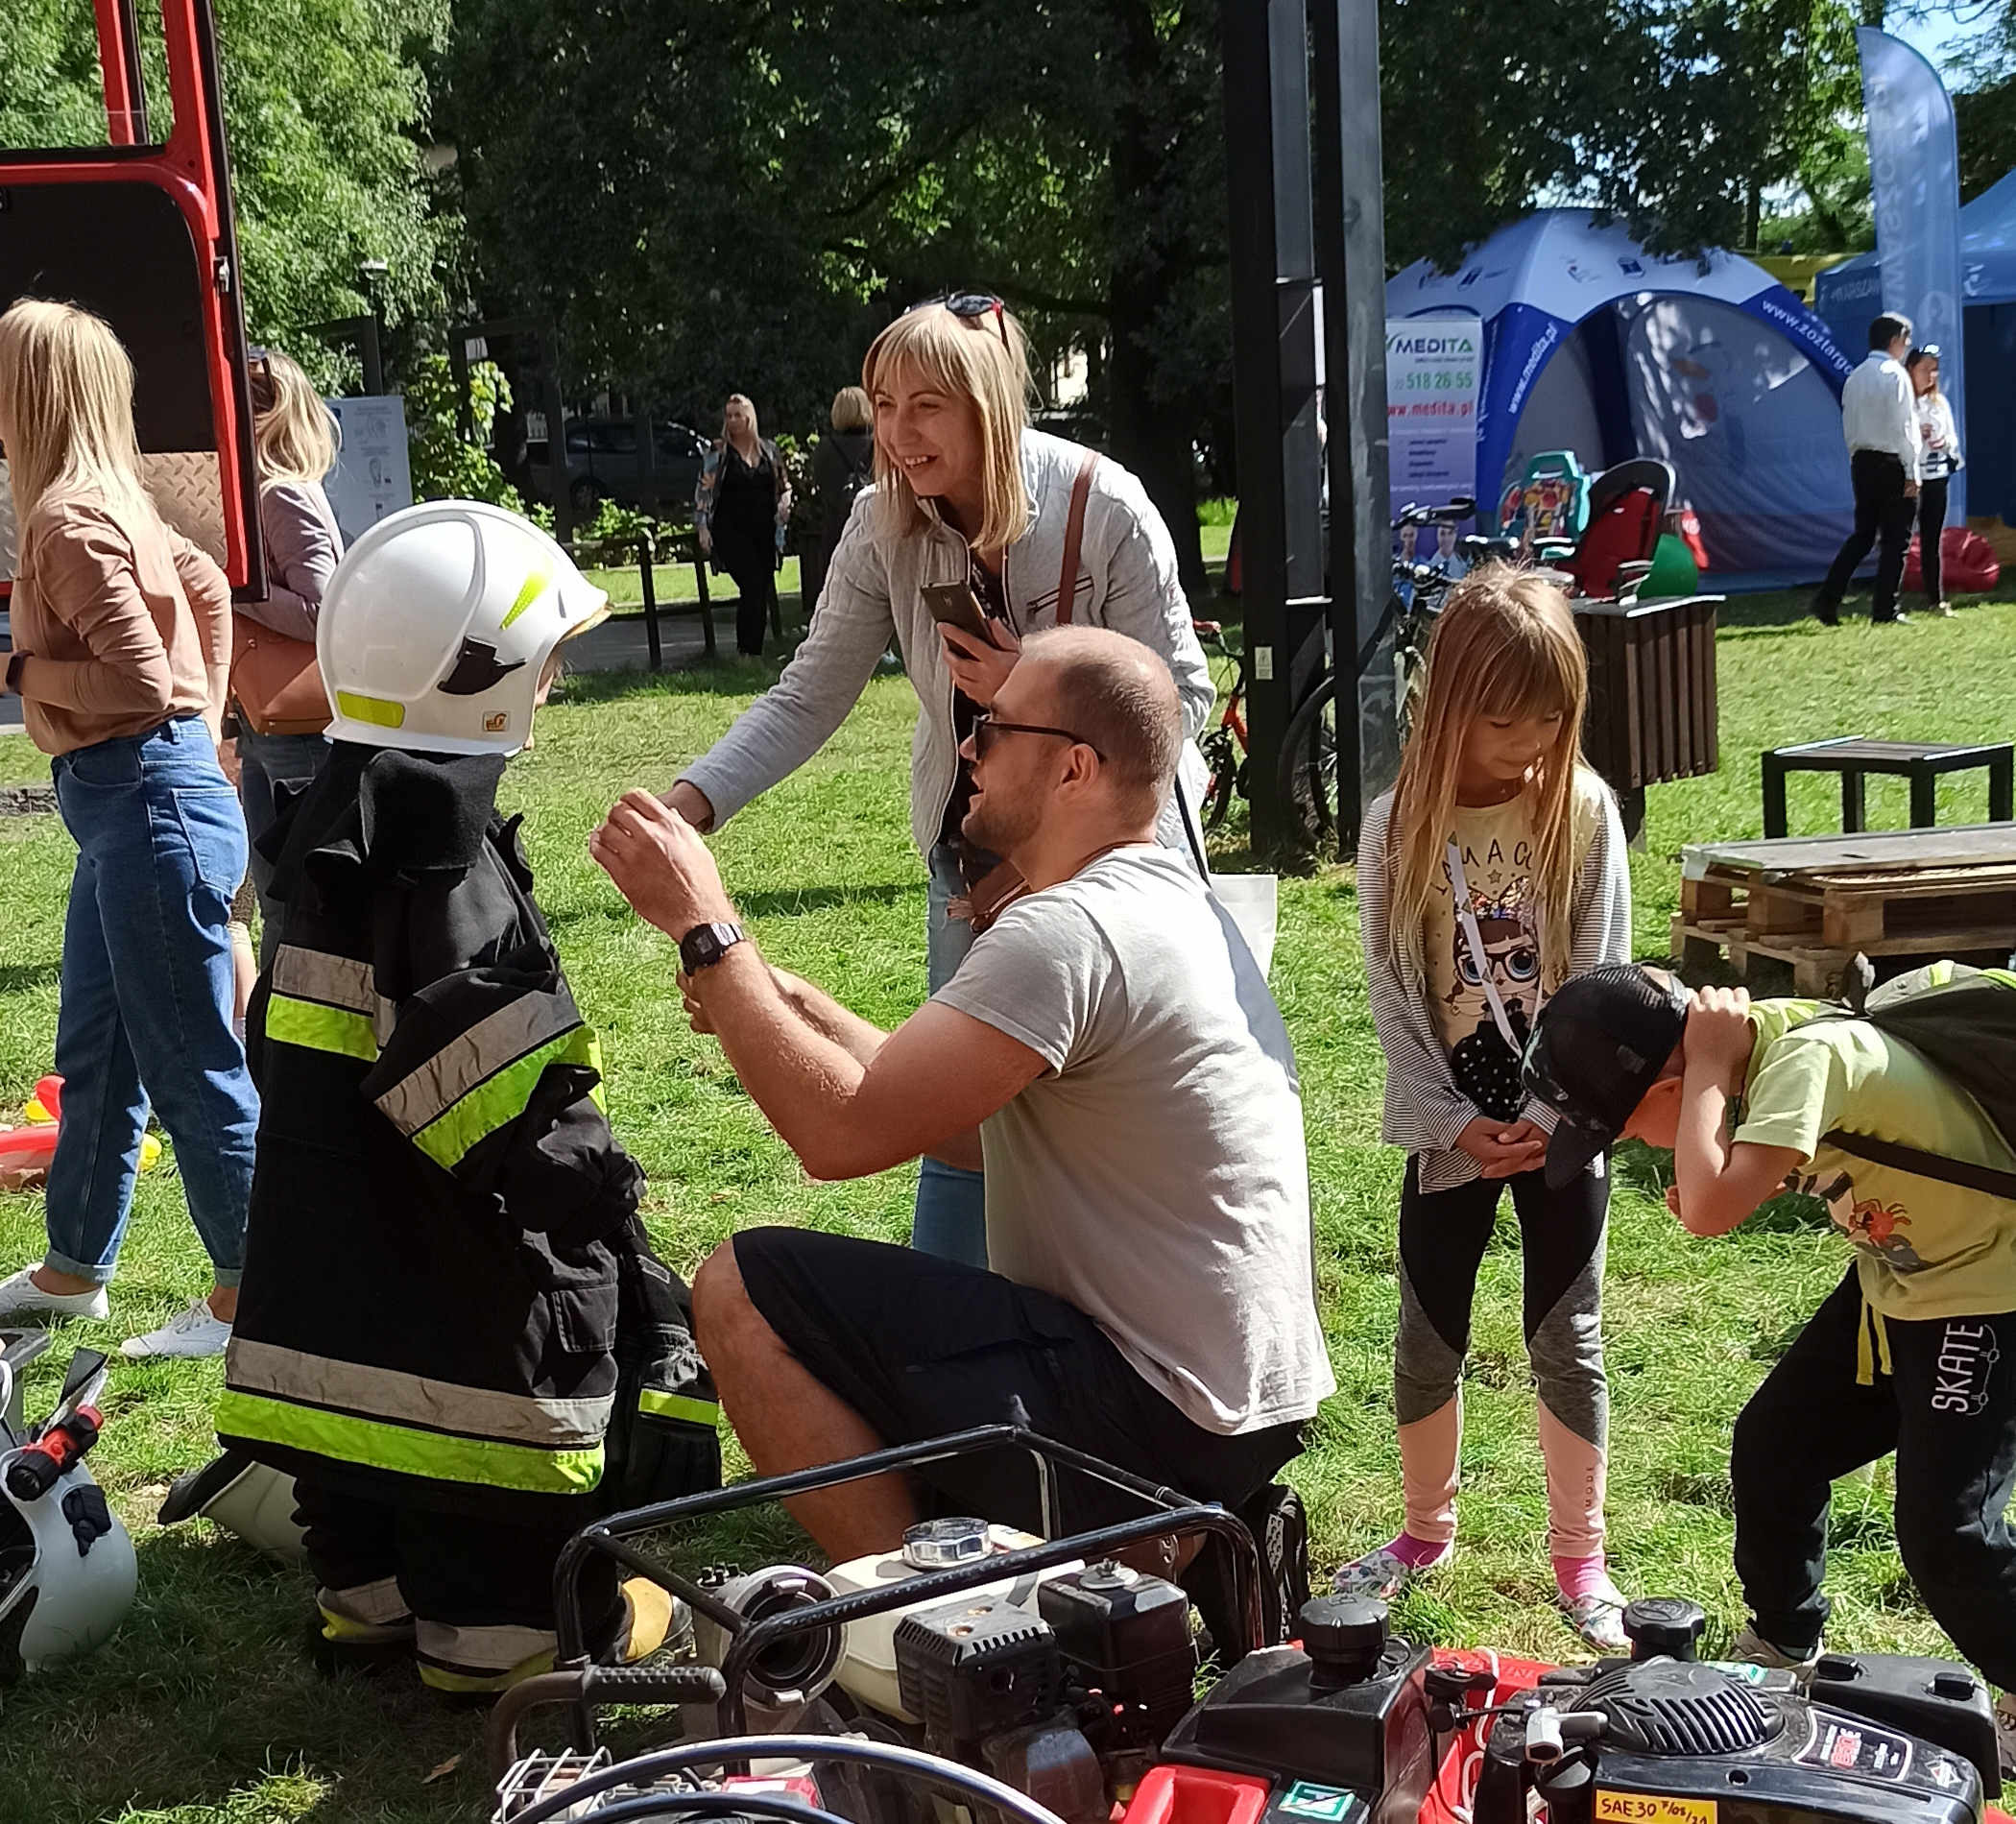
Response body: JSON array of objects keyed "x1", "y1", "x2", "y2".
[
  {"x1": 907, "y1": 292, "x2": 1010, "y2": 350},
  {"x1": 969, "y1": 708, "x2": 1103, "y2": 761}
]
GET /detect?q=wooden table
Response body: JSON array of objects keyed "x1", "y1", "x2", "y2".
[{"x1": 1761, "y1": 737, "x2": 2015, "y2": 838}]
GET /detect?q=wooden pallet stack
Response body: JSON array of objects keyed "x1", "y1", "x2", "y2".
[{"x1": 1673, "y1": 824, "x2": 2016, "y2": 996}]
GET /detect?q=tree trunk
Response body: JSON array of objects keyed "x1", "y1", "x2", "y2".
[
  {"x1": 1102, "y1": 0, "x2": 1207, "y2": 599},
  {"x1": 1743, "y1": 171, "x2": 1762, "y2": 252}
]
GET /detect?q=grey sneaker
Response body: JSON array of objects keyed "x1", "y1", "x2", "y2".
[
  {"x1": 1332, "y1": 1542, "x2": 1452, "y2": 1600},
  {"x1": 1563, "y1": 1573, "x2": 1631, "y2": 1653},
  {"x1": 1729, "y1": 1622, "x2": 1820, "y2": 1673},
  {"x1": 0, "y1": 1266, "x2": 108, "y2": 1323},
  {"x1": 1994, "y1": 1692, "x2": 2016, "y2": 1780}
]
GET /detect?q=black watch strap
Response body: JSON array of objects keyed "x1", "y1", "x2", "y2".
[{"x1": 678, "y1": 920, "x2": 747, "y2": 973}]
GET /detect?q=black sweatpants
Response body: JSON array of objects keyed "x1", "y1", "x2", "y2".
[
  {"x1": 1731, "y1": 1268, "x2": 2016, "y2": 1687},
  {"x1": 296, "y1": 1476, "x2": 620, "y2": 1685},
  {"x1": 1917, "y1": 475, "x2": 1951, "y2": 607},
  {"x1": 1814, "y1": 449, "x2": 1916, "y2": 622}
]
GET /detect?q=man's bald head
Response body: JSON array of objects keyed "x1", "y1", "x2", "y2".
[{"x1": 1017, "y1": 627, "x2": 1183, "y2": 815}]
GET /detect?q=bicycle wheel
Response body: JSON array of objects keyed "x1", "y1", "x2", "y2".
[
  {"x1": 1200, "y1": 727, "x2": 1240, "y2": 832},
  {"x1": 1277, "y1": 674, "x2": 1341, "y2": 852}
]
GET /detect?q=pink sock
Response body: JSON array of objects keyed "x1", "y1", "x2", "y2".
[
  {"x1": 1553, "y1": 1553, "x2": 1610, "y2": 1602},
  {"x1": 1385, "y1": 1532, "x2": 1452, "y2": 1570}
]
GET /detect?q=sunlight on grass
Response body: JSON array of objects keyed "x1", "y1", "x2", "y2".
[{"x1": 0, "y1": 585, "x2": 2010, "y2": 1817}]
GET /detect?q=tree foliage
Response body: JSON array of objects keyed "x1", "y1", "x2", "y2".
[{"x1": 0, "y1": 0, "x2": 452, "y2": 369}]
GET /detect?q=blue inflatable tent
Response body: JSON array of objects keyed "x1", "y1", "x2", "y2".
[
  {"x1": 1389, "y1": 210, "x2": 1858, "y2": 588},
  {"x1": 1815, "y1": 169, "x2": 2016, "y2": 526}
]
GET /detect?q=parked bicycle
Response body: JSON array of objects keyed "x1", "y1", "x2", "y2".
[{"x1": 1275, "y1": 497, "x2": 1516, "y2": 851}]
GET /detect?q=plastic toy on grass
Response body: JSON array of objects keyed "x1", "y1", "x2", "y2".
[{"x1": 0, "y1": 1077, "x2": 160, "y2": 1192}]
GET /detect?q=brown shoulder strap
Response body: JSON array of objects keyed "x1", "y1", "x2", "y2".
[{"x1": 1056, "y1": 450, "x2": 1098, "y2": 624}]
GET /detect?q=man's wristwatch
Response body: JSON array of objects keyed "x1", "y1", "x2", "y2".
[{"x1": 678, "y1": 920, "x2": 747, "y2": 974}]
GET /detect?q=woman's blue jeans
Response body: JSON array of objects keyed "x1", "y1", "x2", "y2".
[
  {"x1": 46, "y1": 717, "x2": 258, "y2": 1286},
  {"x1": 237, "y1": 729, "x2": 328, "y2": 961},
  {"x1": 915, "y1": 841, "x2": 989, "y2": 1267}
]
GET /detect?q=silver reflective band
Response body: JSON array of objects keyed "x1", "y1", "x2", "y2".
[
  {"x1": 271, "y1": 945, "x2": 396, "y2": 1044},
  {"x1": 228, "y1": 1338, "x2": 612, "y2": 1448},
  {"x1": 372, "y1": 992, "x2": 581, "y2": 1138}
]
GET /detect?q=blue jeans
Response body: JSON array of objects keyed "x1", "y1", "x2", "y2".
[
  {"x1": 914, "y1": 840, "x2": 988, "y2": 1267},
  {"x1": 47, "y1": 718, "x2": 258, "y2": 1286},
  {"x1": 237, "y1": 730, "x2": 328, "y2": 961}
]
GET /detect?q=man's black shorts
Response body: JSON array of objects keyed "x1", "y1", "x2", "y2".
[{"x1": 732, "y1": 1225, "x2": 1306, "y2": 1536}]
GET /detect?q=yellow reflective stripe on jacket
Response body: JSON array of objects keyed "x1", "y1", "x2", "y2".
[
  {"x1": 636, "y1": 1387, "x2": 720, "y2": 1428},
  {"x1": 266, "y1": 996, "x2": 380, "y2": 1063},
  {"x1": 228, "y1": 1338, "x2": 612, "y2": 1448},
  {"x1": 374, "y1": 994, "x2": 587, "y2": 1138},
  {"x1": 267, "y1": 946, "x2": 396, "y2": 1061},
  {"x1": 216, "y1": 1388, "x2": 604, "y2": 1496},
  {"x1": 408, "y1": 1025, "x2": 604, "y2": 1172}
]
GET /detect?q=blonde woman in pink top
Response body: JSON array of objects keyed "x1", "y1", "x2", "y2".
[{"x1": 0, "y1": 298, "x2": 257, "y2": 1360}]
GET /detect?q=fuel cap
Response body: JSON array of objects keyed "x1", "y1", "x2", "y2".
[{"x1": 900, "y1": 1516, "x2": 990, "y2": 1570}]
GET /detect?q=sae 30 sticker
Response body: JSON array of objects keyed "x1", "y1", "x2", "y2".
[{"x1": 1595, "y1": 1793, "x2": 1717, "y2": 1824}]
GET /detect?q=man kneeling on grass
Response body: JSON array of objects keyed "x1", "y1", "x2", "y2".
[
  {"x1": 1524, "y1": 965, "x2": 2016, "y2": 1762},
  {"x1": 591, "y1": 627, "x2": 1334, "y2": 1617}
]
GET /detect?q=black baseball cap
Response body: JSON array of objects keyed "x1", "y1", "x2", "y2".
[{"x1": 1523, "y1": 965, "x2": 1692, "y2": 1187}]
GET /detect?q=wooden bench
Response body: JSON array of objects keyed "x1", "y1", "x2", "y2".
[{"x1": 1762, "y1": 737, "x2": 2015, "y2": 838}]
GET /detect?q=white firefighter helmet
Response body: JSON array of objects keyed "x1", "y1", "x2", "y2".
[
  {"x1": 0, "y1": 1359, "x2": 136, "y2": 1681},
  {"x1": 317, "y1": 499, "x2": 609, "y2": 755}
]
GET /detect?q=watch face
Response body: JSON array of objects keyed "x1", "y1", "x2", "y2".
[{"x1": 681, "y1": 921, "x2": 743, "y2": 971}]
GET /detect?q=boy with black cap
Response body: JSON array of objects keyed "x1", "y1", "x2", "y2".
[{"x1": 1525, "y1": 964, "x2": 2016, "y2": 1737}]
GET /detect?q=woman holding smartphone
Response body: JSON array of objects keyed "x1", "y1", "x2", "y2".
[{"x1": 663, "y1": 297, "x2": 1212, "y2": 1268}]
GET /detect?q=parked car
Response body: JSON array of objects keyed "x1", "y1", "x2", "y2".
[{"x1": 526, "y1": 416, "x2": 708, "y2": 515}]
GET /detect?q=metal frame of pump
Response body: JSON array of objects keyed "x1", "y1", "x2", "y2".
[
  {"x1": 0, "y1": 0, "x2": 264, "y2": 599},
  {"x1": 528, "y1": 1424, "x2": 1265, "y2": 1761}
]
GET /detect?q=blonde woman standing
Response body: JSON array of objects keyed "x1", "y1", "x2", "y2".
[
  {"x1": 234, "y1": 346, "x2": 344, "y2": 947},
  {"x1": 663, "y1": 297, "x2": 1211, "y2": 1267},
  {"x1": 695, "y1": 395, "x2": 791, "y2": 656},
  {"x1": 0, "y1": 299, "x2": 257, "y2": 1359},
  {"x1": 803, "y1": 385, "x2": 876, "y2": 612},
  {"x1": 1906, "y1": 346, "x2": 1963, "y2": 617}
]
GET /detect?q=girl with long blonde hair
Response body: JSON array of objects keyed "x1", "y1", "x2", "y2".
[
  {"x1": 233, "y1": 346, "x2": 344, "y2": 956},
  {"x1": 1344, "y1": 564, "x2": 1634, "y2": 1648},
  {"x1": 0, "y1": 297, "x2": 257, "y2": 1359},
  {"x1": 694, "y1": 393, "x2": 791, "y2": 655},
  {"x1": 662, "y1": 296, "x2": 1211, "y2": 1268}
]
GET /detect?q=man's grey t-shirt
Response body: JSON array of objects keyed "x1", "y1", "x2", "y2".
[{"x1": 933, "y1": 847, "x2": 1336, "y2": 1436}]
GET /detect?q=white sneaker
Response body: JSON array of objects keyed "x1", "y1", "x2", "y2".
[
  {"x1": 1729, "y1": 1622, "x2": 1820, "y2": 1672},
  {"x1": 1994, "y1": 1692, "x2": 2016, "y2": 1780},
  {"x1": 1332, "y1": 1541, "x2": 1452, "y2": 1600},
  {"x1": 121, "y1": 1298, "x2": 232, "y2": 1359},
  {"x1": 0, "y1": 1267, "x2": 108, "y2": 1323}
]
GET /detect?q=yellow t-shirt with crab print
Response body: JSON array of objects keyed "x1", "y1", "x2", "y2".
[{"x1": 1733, "y1": 990, "x2": 2016, "y2": 1323}]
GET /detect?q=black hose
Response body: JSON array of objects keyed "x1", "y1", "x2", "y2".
[{"x1": 509, "y1": 1789, "x2": 845, "y2": 1824}]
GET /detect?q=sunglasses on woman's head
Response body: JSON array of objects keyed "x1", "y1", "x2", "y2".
[{"x1": 907, "y1": 292, "x2": 1009, "y2": 350}]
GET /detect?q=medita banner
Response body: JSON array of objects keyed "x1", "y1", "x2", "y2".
[
  {"x1": 1386, "y1": 317, "x2": 1482, "y2": 571},
  {"x1": 1860, "y1": 26, "x2": 1966, "y2": 520}
]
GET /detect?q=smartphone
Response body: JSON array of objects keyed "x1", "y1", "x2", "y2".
[{"x1": 921, "y1": 581, "x2": 995, "y2": 645}]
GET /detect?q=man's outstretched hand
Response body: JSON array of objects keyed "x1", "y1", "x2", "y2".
[{"x1": 591, "y1": 789, "x2": 739, "y2": 942}]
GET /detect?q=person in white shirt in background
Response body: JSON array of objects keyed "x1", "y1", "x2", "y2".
[
  {"x1": 1907, "y1": 345, "x2": 1963, "y2": 618},
  {"x1": 1812, "y1": 314, "x2": 1922, "y2": 628}
]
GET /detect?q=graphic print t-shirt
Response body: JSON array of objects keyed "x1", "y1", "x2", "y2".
[
  {"x1": 1735, "y1": 999, "x2": 2016, "y2": 1321},
  {"x1": 1426, "y1": 796, "x2": 1545, "y2": 1120}
]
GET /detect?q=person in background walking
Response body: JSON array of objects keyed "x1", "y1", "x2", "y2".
[
  {"x1": 695, "y1": 395, "x2": 791, "y2": 657},
  {"x1": 1812, "y1": 314, "x2": 1921, "y2": 629},
  {"x1": 233, "y1": 346, "x2": 345, "y2": 951},
  {"x1": 0, "y1": 298, "x2": 257, "y2": 1359},
  {"x1": 1907, "y1": 345, "x2": 1962, "y2": 618},
  {"x1": 803, "y1": 386, "x2": 876, "y2": 613}
]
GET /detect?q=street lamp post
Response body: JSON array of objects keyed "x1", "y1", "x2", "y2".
[{"x1": 356, "y1": 258, "x2": 388, "y2": 395}]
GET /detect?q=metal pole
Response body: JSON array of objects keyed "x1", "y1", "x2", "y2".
[
  {"x1": 1221, "y1": 0, "x2": 1327, "y2": 853},
  {"x1": 1311, "y1": 0, "x2": 1396, "y2": 852},
  {"x1": 638, "y1": 532, "x2": 662, "y2": 672}
]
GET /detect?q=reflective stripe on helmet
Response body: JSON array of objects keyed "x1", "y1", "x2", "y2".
[
  {"x1": 636, "y1": 1387, "x2": 720, "y2": 1428},
  {"x1": 228, "y1": 1338, "x2": 613, "y2": 1448},
  {"x1": 499, "y1": 567, "x2": 554, "y2": 632},
  {"x1": 335, "y1": 691, "x2": 406, "y2": 729},
  {"x1": 216, "y1": 1389, "x2": 605, "y2": 1496}
]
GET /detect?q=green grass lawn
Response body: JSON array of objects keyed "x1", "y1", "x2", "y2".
[{"x1": 0, "y1": 571, "x2": 2010, "y2": 1819}]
